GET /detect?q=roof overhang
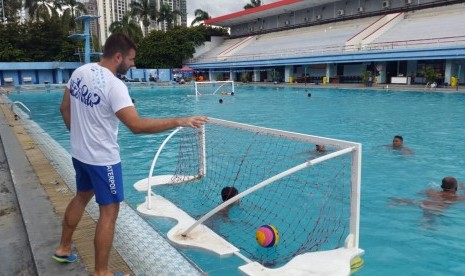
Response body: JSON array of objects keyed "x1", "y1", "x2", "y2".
[
  {"x1": 205, "y1": 0, "x2": 340, "y2": 27},
  {"x1": 187, "y1": 46, "x2": 465, "y2": 69}
]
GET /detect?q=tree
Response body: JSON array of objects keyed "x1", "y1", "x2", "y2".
[
  {"x1": 109, "y1": 13, "x2": 143, "y2": 44},
  {"x1": 130, "y1": 0, "x2": 158, "y2": 36},
  {"x1": 0, "y1": 19, "x2": 79, "y2": 62},
  {"x1": 244, "y1": 0, "x2": 261, "y2": 9},
  {"x1": 60, "y1": 0, "x2": 87, "y2": 29},
  {"x1": 26, "y1": 0, "x2": 62, "y2": 22},
  {"x1": 422, "y1": 67, "x2": 439, "y2": 84},
  {"x1": 190, "y1": 9, "x2": 210, "y2": 26},
  {"x1": 193, "y1": 24, "x2": 229, "y2": 41},
  {"x1": 2, "y1": 0, "x2": 23, "y2": 24},
  {"x1": 135, "y1": 26, "x2": 205, "y2": 68},
  {"x1": 60, "y1": 0, "x2": 86, "y2": 17},
  {"x1": 157, "y1": 3, "x2": 181, "y2": 30}
]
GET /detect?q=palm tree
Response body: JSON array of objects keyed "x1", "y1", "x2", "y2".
[
  {"x1": 61, "y1": 0, "x2": 86, "y2": 18},
  {"x1": 190, "y1": 9, "x2": 210, "y2": 26},
  {"x1": 109, "y1": 13, "x2": 143, "y2": 43},
  {"x1": 130, "y1": 0, "x2": 157, "y2": 36},
  {"x1": 157, "y1": 3, "x2": 181, "y2": 30},
  {"x1": 3, "y1": 0, "x2": 23, "y2": 23},
  {"x1": 26, "y1": 0, "x2": 62, "y2": 21},
  {"x1": 244, "y1": 0, "x2": 261, "y2": 9},
  {"x1": 60, "y1": 0, "x2": 87, "y2": 29}
]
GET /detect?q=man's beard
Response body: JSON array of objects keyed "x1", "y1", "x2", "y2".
[{"x1": 117, "y1": 62, "x2": 129, "y2": 75}]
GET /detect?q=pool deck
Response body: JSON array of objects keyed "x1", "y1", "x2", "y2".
[
  {"x1": 1, "y1": 82, "x2": 464, "y2": 276},
  {"x1": 0, "y1": 95, "x2": 203, "y2": 276}
]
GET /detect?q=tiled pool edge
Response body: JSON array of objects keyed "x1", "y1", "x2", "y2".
[{"x1": 18, "y1": 109, "x2": 204, "y2": 275}]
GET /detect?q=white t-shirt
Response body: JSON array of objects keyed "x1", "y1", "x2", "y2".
[{"x1": 66, "y1": 63, "x2": 133, "y2": 165}]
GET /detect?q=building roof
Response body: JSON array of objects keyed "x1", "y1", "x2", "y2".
[{"x1": 204, "y1": 0, "x2": 339, "y2": 27}]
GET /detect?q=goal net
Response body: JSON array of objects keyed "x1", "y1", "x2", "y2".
[
  {"x1": 194, "y1": 80, "x2": 235, "y2": 96},
  {"x1": 135, "y1": 118, "x2": 362, "y2": 274}
]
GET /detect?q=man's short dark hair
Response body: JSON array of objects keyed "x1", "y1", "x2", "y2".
[
  {"x1": 441, "y1": 176, "x2": 458, "y2": 191},
  {"x1": 102, "y1": 33, "x2": 136, "y2": 59},
  {"x1": 394, "y1": 135, "x2": 403, "y2": 141},
  {"x1": 221, "y1": 186, "x2": 238, "y2": 201}
]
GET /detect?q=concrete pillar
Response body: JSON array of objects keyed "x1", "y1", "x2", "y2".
[
  {"x1": 376, "y1": 62, "x2": 387, "y2": 84},
  {"x1": 208, "y1": 70, "x2": 214, "y2": 81},
  {"x1": 284, "y1": 65, "x2": 293, "y2": 83},
  {"x1": 84, "y1": 19, "x2": 91, "y2": 64},
  {"x1": 253, "y1": 68, "x2": 260, "y2": 82},
  {"x1": 406, "y1": 60, "x2": 416, "y2": 84},
  {"x1": 444, "y1": 60, "x2": 453, "y2": 86},
  {"x1": 229, "y1": 69, "x2": 233, "y2": 81},
  {"x1": 56, "y1": 69, "x2": 63, "y2": 84},
  {"x1": 326, "y1": 63, "x2": 336, "y2": 79}
]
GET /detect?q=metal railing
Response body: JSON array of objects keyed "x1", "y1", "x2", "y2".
[
  {"x1": 188, "y1": 35, "x2": 465, "y2": 64},
  {"x1": 11, "y1": 101, "x2": 32, "y2": 119}
]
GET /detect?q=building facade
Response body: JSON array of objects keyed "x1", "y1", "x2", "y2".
[
  {"x1": 190, "y1": 0, "x2": 465, "y2": 86},
  {"x1": 96, "y1": 0, "x2": 130, "y2": 45},
  {"x1": 94, "y1": 0, "x2": 187, "y2": 45}
]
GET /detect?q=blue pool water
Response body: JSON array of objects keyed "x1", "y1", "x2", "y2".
[{"x1": 9, "y1": 86, "x2": 465, "y2": 275}]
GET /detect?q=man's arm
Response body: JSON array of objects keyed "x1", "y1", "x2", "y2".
[
  {"x1": 59, "y1": 87, "x2": 71, "y2": 131},
  {"x1": 115, "y1": 106, "x2": 208, "y2": 134}
]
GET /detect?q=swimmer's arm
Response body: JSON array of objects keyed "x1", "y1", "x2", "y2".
[
  {"x1": 389, "y1": 197, "x2": 416, "y2": 205},
  {"x1": 419, "y1": 189, "x2": 436, "y2": 196},
  {"x1": 401, "y1": 147, "x2": 414, "y2": 155},
  {"x1": 59, "y1": 87, "x2": 71, "y2": 131}
]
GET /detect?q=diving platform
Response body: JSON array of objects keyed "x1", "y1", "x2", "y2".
[{"x1": 68, "y1": 15, "x2": 102, "y2": 63}]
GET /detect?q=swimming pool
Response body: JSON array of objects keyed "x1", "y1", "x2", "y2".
[{"x1": 9, "y1": 86, "x2": 465, "y2": 275}]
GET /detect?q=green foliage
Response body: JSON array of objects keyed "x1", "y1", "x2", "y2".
[
  {"x1": 191, "y1": 9, "x2": 211, "y2": 26},
  {"x1": 192, "y1": 25, "x2": 229, "y2": 41},
  {"x1": 135, "y1": 26, "x2": 205, "y2": 68},
  {"x1": 0, "y1": 19, "x2": 80, "y2": 62},
  {"x1": 109, "y1": 13, "x2": 143, "y2": 44},
  {"x1": 271, "y1": 70, "x2": 281, "y2": 82},
  {"x1": 421, "y1": 67, "x2": 439, "y2": 83},
  {"x1": 361, "y1": 70, "x2": 371, "y2": 85},
  {"x1": 244, "y1": 0, "x2": 261, "y2": 9},
  {"x1": 157, "y1": 3, "x2": 181, "y2": 30},
  {"x1": 3, "y1": 0, "x2": 23, "y2": 24}
]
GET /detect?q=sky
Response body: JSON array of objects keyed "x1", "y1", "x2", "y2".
[{"x1": 186, "y1": 0, "x2": 272, "y2": 26}]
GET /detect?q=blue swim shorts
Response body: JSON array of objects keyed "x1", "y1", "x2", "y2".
[{"x1": 72, "y1": 158, "x2": 124, "y2": 205}]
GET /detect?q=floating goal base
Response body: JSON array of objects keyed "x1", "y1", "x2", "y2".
[
  {"x1": 239, "y1": 247, "x2": 364, "y2": 276},
  {"x1": 137, "y1": 195, "x2": 239, "y2": 256},
  {"x1": 134, "y1": 175, "x2": 198, "y2": 192}
]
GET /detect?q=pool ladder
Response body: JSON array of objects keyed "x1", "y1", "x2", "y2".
[{"x1": 11, "y1": 101, "x2": 32, "y2": 119}]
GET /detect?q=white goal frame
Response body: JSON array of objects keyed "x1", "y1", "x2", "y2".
[
  {"x1": 194, "y1": 80, "x2": 235, "y2": 96},
  {"x1": 135, "y1": 117, "x2": 363, "y2": 275}
]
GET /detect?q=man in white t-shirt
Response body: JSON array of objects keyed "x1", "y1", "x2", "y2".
[{"x1": 53, "y1": 33, "x2": 208, "y2": 276}]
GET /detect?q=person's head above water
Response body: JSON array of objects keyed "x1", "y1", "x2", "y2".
[
  {"x1": 441, "y1": 176, "x2": 458, "y2": 192},
  {"x1": 315, "y1": 144, "x2": 326, "y2": 152},
  {"x1": 221, "y1": 186, "x2": 239, "y2": 201},
  {"x1": 392, "y1": 135, "x2": 403, "y2": 148}
]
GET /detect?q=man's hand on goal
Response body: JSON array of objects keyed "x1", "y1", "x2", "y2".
[{"x1": 180, "y1": 116, "x2": 209, "y2": 128}]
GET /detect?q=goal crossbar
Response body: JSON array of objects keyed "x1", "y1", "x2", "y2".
[{"x1": 194, "y1": 81, "x2": 235, "y2": 96}]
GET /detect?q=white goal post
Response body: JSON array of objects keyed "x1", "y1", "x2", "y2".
[
  {"x1": 194, "y1": 80, "x2": 235, "y2": 96},
  {"x1": 134, "y1": 117, "x2": 363, "y2": 275}
]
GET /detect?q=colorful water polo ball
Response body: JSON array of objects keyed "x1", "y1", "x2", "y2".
[{"x1": 256, "y1": 224, "x2": 279, "y2": 247}]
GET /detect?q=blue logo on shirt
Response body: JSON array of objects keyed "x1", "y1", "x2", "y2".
[{"x1": 70, "y1": 78, "x2": 101, "y2": 107}]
